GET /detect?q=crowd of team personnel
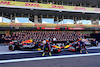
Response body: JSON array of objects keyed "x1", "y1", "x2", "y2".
[{"x1": 0, "y1": 31, "x2": 90, "y2": 45}]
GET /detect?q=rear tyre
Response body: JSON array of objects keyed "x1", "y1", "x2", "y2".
[
  {"x1": 96, "y1": 42, "x2": 98, "y2": 46},
  {"x1": 53, "y1": 49, "x2": 58, "y2": 53}
]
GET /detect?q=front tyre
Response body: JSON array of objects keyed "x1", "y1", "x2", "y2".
[
  {"x1": 96, "y1": 41, "x2": 98, "y2": 46},
  {"x1": 9, "y1": 45, "x2": 15, "y2": 51}
]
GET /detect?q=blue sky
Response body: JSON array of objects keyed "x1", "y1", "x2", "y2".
[
  {"x1": 15, "y1": 17, "x2": 29, "y2": 23},
  {"x1": 2, "y1": 17, "x2": 100, "y2": 24},
  {"x1": 77, "y1": 20, "x2": 91, "y2": 24},
  {"x1": 42, "y1": 18, "x2": 74, "y2": 24},
  {"x1": 3, "y1": 17, "x2": 11, "y2": 23},
  {"x1": 42, "y1": 18, "x2": 54, "y2": 24}
]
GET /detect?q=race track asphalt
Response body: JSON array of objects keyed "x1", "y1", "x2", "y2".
[{"x1": 0, "y1": 55, "x2": 100, "y2": 67}]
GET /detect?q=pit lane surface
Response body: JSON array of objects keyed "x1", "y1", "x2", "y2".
[
  {"x1": 0, "y1": 48, "x2": 100, "y2": 60},
  {"x1": 0, "y1": 43, "x2": 100, "y2": 64},
  {"x1": 0, "y1": 55, "x2": 100, "y2": 67}
]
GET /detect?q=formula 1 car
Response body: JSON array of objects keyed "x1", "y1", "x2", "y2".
[
  {"x1": 9, "y1": 40, "x2": 37, "y2": 51},
  {"x1": 52, "y1": 45, "x2": 61, "y2": 53},
  {"x1": 64, "y1": 42, "x2": 80, "y2": 51},
  {"x1": 67, "y1": 45, "x2": 80, "y2": 51},
  {"x1": 91, "y1": 40, "x2": 98, "y2": 46},
  {"x1": 85, "y1": 38, "x2": 98, "y2": 46},
  {"x1": 9, "y1": 39, "x2": 62, "y2": 54},
  {"x1": 65, "y1": 38, "x2": 98, "y2": 52},
  {"x1": 34, "y1": 44, "x2": 62, "y2": 53}
]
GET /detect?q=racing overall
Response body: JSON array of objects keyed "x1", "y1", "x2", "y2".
[{"x1": 78, "y1": 41, "x2": 88, "y2": 54}]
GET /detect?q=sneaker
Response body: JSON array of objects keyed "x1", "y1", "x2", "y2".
[
  {"x1": 80, "y1": 50, "x2": 82, "y2": 53},
  {"x1": 42, "y1": 53, "x2": 45, "y2": 56},
  {"x1": 86, "y1": 51, "x2": 88, "y2": 54},
  {"x1": 49, "y1": 52, "x2": 52, "y2": 56}
]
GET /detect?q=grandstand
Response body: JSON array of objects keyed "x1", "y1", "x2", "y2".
[{"x1": 0, "y1": 0, "x2": 100, "y2": 45}]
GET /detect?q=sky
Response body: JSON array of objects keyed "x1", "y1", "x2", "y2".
[
  {"x1": 3, "y1": 17, "x2": 11, "y2": 23},
  {"x1": 42, "y1": 18, "x2": 54, "y2": 24},
  {"x1": 77, "y1": 20, "x2": 91, "y2": 24},
  {"x1": 15, "y1": 17, "x2": 29, "y2": 23},
  {"x1": 1, "y1": 17, "x2": 100, "y2": 25}
]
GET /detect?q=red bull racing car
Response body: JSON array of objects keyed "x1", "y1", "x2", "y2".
[
  {"x1": 8, "y1": 39, "x2": 62, "y2": 53},
  {"x1": 9, "y1": 40, "x2": 37, "y2": 51}
]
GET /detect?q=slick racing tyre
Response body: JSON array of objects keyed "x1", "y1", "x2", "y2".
[
  {"x1": 53, "y1": 49, "x2": 61, "y2": 53},
  {"x1": 95, "y1": 42, "x2": 98, "y2": 46},
  {"x1": 9, "y1": 45, "x2": 15, "y2": 51},
  {"x1": 92, "y1": 41, "x2": 98, "y2": 46},
  {"x1": 53, "y1": 49, "x2": 58, "y2": 53}
]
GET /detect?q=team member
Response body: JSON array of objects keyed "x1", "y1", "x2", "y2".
[
  {"x1": 42, "y1": 39, "x2": 51, "y2": 56},
  {"x1": 78, "y1": 39, "x2": 88, "y2": 54},
  {"x1": 53, "y1": 37, "x2": 56, "y2": 45},
  {"x1": 1, "y1": 35, "x2": 5, "y2": 46}
]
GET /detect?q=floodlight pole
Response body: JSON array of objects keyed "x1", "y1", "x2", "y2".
[{"x1": 2, "y1": 13, "x2": 3, "y2": 23}]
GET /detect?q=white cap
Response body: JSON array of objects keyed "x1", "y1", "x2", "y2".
[{"x1": 43, "y1": 40, "x2": 46, "y2": 44}]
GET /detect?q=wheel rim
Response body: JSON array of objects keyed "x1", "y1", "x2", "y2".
[{"x1": 9, "y1": 46, "x2": 13, "y2": 51}]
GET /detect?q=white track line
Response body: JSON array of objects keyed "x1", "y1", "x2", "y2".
[{"x1": 0, "y1": 53, "x2": 100, "y2": 63}]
